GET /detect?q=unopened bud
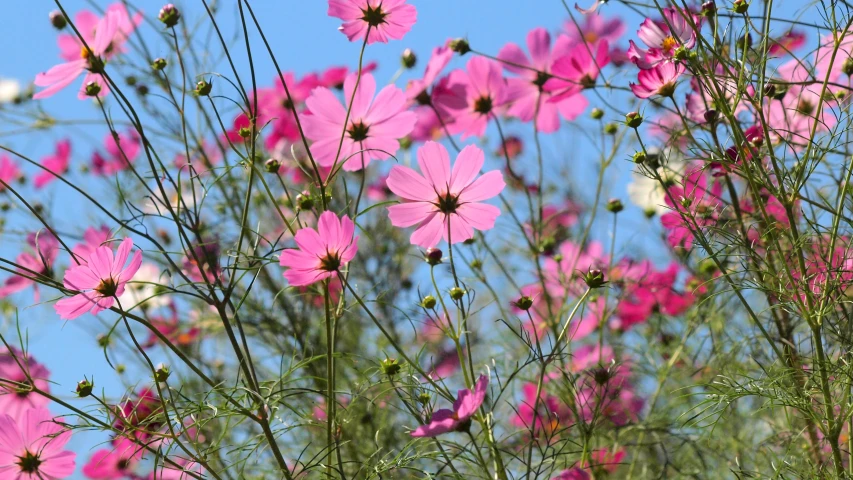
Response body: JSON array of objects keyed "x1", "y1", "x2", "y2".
[
  {"x1": 84, "y1": 81, "x2": 102, "y2": 97},
  {"x1": 264, "y1": 159, "x2": 281, "y2": 173},
  {"x1": 159, "y1": 4, "x2": 180, "y2": 27},
  {"x1": 513, "y1": 295, "x2": 534, "y2": 311},
  {"x1": 401, "y1": 48, "x2": 417, "y2": 69},
  {"x1": 380, "y1": 358, "x2": 402, "y2": 376},
  {"x1": 704, "y1": 109, "x2": 719, "y2": 123},
  {"x1": 76, "y1": 378, "x2": 93, "y2": 397},
  {"x1": 590, "y1": 108, "x2": 604, "y2": 120},
  {"x1": 448, "y1": 38, "x2": 471, "y2": 55},
  {"x1": 606, "y1": 198, "x2": 624, "y2": 213},
  {"x1": 296, "y1": 191, "x2": 314, "y2": 210},
  {"x1": 604, "y1": 123, "x2": 618, "y2": 135},
  {"x1": 449, "y1": 287, "x2": 466, "y2": 300},
  {"x1": 425, "y1": 248, "x2": 443, "y2": 265},
  {"x1": 625, "y1": 111, "x2": 643, "y2": 128},
  {"x1": 583, "y1": 268, "x2": 607, "y2": 288},
  {"x1": 49, "y1": 11, "x2": 67, "y2": 30},
  {"x1": 732, "y1": 0, "x2": 749, "y2": 14},
  {"x1": 702, "y1": 1, "x2": 717, "y2": 17},
  {"x1": 420, "y1": 295, "x2": 437, "y2": 309},
  {"x1": 152, "y1": 58, "x2": 167, "y2": 71},
  {"x1": 633, "y1": 151, "x2": 647, "y2": 164},
  {"x1": 418, "y1": 392, "x2": 431, "y2": 405},
  {"x1": 238, "y1": 126, "x2": 252, "y2": 138},
  {"x1": 154, "y1": 364, "x2": 170, "y2": 382},
  {"x1": 194, "y1": 79, "x2": 212, "y2": 96},
  {"x1": 674, "y1": 46, "x2": 689, "y2": 61}
]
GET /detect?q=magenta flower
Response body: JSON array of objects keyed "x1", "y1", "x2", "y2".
[
  {"x1": 439, "y1": 57, "x2": 509, "y2": 139},
  {"x1": 34, "y1": 10, "x2": 123, "y2": 100},
  {"x1": 34, "y1": 140, "x2": 71, "y2": 189},
  {"x1": 54, "y1": 238, "x2": 143, "y2": 320},
  {"x1": 328, "y1": 0, "x2": 417, "y2": 44},
  {"x1": 659, "y1": 166, "x2": 722, "y2": 249},
  {"x1": 545, "y1": 40, "x2": 611, "y2": 103},
  {"x1": 768, "y1": 30, "x2": 806, "y2": 56},
  {"x1": 92, "y1": 130, "x2": 141, "y2": 176},
  {"x1": 630, "y1": 62, "x2": 684, "y2": 99},
  {"x1": 628, "y1": 7, "x2": 700, "y2": 69},
  {"x1": 411, "y1": 374, "x2": 488, "y2": 437},
  {"x1": 406, "y1": 45, "x2": 454, "y2": 104},
  {"x1": 552, "y1": 469, "x2": 591, "y2": 480},
  {"x1": 280, "y1": 211, "x2": 359, "y2": 287},
  {"x1": 0, "y1": 232, "x2": 60, "y2": 302},
  {"x1": 0, "y1": 408, "x2": 76, "y2": 479},
  {"x1": 81, "y1": 437, "x2": 143, "y2": 480},
  {"x1": 0, "y1": 155, "x2": 22, "y2": 190},
  {"x1": 256, "y1": 72, "x2": 320, "y2": 149},
  {"x1": 0, "y1": 348, "x2": 51, "y2": 422},
  {"x1": 497, "y1": 28, "x2": 587, "y2": 132},
  {"x1": 386, "y1": 142, "x2": 506, "y2": 248},
  {"x1": 303, "y1": 72, "x2": 416, "y2": 171}
]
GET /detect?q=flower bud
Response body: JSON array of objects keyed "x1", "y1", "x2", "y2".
[
  {"x1": 425, "y1": 248, "x2": 443, "y2": 265},
  {"x1": 401, "y1": 48, "x2": 417, "y2": 69},
  {"x1": 264, "y1": 159, "x2": 281, "y2": 173},
  {"x1": 85, "y1": 81, "x2": 102, "y2": 97},
  {"x1": 399, "y1": 136, "x2": 413, "y2": 150},
  {"x1": 701, "y1": 1, "x2": 717, "y2": 17},
  {"x1": 448, "y1": 38, "x2": 471, "y2": 55},
  {"x1": 97, "y1": 334, "x2": 110, "y2": 347},
  {"x1": 159, "y1": 4, "x2": 181, "y2": 27},
  {"x1": 736, "y1": 33, "x2": 752, "y2": 50},
  {"x1": 136, "y1": 84, "x2": 149, "y2": 96},
  {"x1": 469, "y1": 259, "x2": 482, "y2": 270},
  {"x1": 843, "y1": 58, "x2": 853, "y2": 77},
  {"x1": 420, "y1": 295, "x2": 437, "y2": 309},
  {"x1": 606, "y1": 198, "x2": 624, "y2": 213},
  {"x1": 674, "y1": 46, "x2": 689, "y2": 61},
  {"x1": 194, "y1": 79, "x2": 212, "y2": 96},
  {"x1": 463, "y1": 237, "x2": 476, "y2": 245},
  {"x1": 76, "y1": 378, "x2": 93, "y2": 397},
  {"x1": 590, "y1": 108, "x2": 604, "y2": 120},
  {"x1": 380, "y1": 358, "x2": 402, "y2": 376},
  {"x1": 449, "y1": 287, "x2": 466, "y2": 300},
  {"x1": 296, "y1": 191, "x2": 314, "y2": 210},
  {"x1": 513, "y1": 295, "x2": 534, "y2": 311},
  {"x1": 537, "y1": 237, "x2": 557, "y2": 255},
  {"x1": 238, "y1": 126, "x2": 252, "y2": 138},
  {"x1": 680, "y1": 197, "x2": 693, "y2": 208},
  {"x1": 152, "y1": 58, "x2": 167, "y2": 71},
  {"x1": 583, "y1": 268, "x2": 607, "y2": 288},
  {"x1": 632, "y1": 151, "x2": 647, "y2": 164},
  {"x1": 154, "y1": 364, "x2": 170, "y2": 382},
  {"x1": 604, "y1": 123, "x2": 618, "y2": 135},
  {"x1": 703, "y1": 109, "x2": 719, "y2": 123},
  {"x1": 418, "y1": 392, "x2": 431, "y2": 405},
  {"x1": 49, "y1": 11, "x2": 67, "y2": 30},
  {"x1": 764, "y1": 82, "x2": 787, "y2": 100},
  {"x1": 732, "y1": 0, "x2": 749, "y2": 14},
  {"x1": 624, "y1": 111, "x2": 643, "y2": 128}
]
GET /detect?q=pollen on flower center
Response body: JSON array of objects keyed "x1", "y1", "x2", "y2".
[
  {"x1": 319, "y1": 251, "x2": 343, "y2": 272},
  {"x1": 16, "y1": 450, "x2": 43, "y2": 474},
  {"x1": 662, "y1": 36, "x2": 678, "y2": 54},
  {"x1": 361, "y1": 4, "x2": 388, "y2": 27},
  {"x1": 95, "y1": 277, "x2": 119, "y2": 297},
  {"x1": 473, "y1": 95, "x2": 493, "y2": 114},
  {"x1": 347, "y1": 121, "x2": 370, "y2": 141},
  {"x1": 436, "y1": 192, "x2": 460, "y2": 214}
]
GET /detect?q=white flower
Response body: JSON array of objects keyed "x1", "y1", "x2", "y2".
[
  {"x1": 117, "y1": 263, "x2": 170, "y2": 311},
  {"x1": 0, "y1": 78, "x2": 21, "y2": 104},
  {"x1": 627, "y1": 148, "x2": 685, "y2": 215}
]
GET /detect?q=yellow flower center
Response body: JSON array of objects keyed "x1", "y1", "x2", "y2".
[{"x1": 662, "y1": 36, "x2": 678, "y2": 54}]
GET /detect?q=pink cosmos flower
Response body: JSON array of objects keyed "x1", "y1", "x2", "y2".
[
  {"x1": 279, "y1": 211, "x2": 358, "y2": 287},
  {"x1": 72, "y1": 226, "x2": 113, "y2": 261},
  {"x1": 564, "y1": 14, "x2": 625, "y2": 46},
  {"x1": 628, "y1": 7, "x2": 700, "y2": 69},
  {"x1": 386, "y1": 142, "x2": 506, "y2": 248},
  {"x1": 255, "y1": 72, "x2": 320, "y2": 149},
  {"x1": 545, "y1": 40, "x2": 610, "y2": 103},
  {"x1": 35, "y1": 9, "x2": 126, "y2": 100},
  {"x1": 34, "y1": 140, "x2": 71, "y2": 189},
  {"x1": 438, "y1": 57, "x2": 510, "y2": 139},
  {"x1": 0, "y1": 232, "x2": 60, "y2": 302},
  {"x1": 407, "y1": 45, "x2": 454, "y2": 104},
  {"x1": 512, "y1": 381, "x2": 573, "y2": 437},
  {"x1": 584, "y1": 448, "x2": 626, "y2": 474},
  {"x1": 0, "y1": 408, "x2": 76, "y2": 479},
  {"x1": 92, "y1": 130, "x2": 141, "y2": 176},
  {"x1": 56, "y1": 4, "x2": 141, "y2": 63},
  {"x1": 764, "y1": 57, "x2": 837, "y2": 146},
  {"x1": 54, "y1": 238, "x2": 143, "y2": 320},
  {"x1": 660, "y1": 166, "x2": 722, "y2": 249},
  {"x1": 552, "y1": 469, "x2": 591, "y2": 480},
  {"x1": 498, "y1": 28, "x2": 589, "y2": 131},
  {"x1": 319, "y1": 62, "x2": 378, "y2": 90},
  {"x1": 0, "y1": 348, "x2": 51, "y2": 422},
  {"x1": 411, "y1": 374, "x2": 488, "y2": 437},
  {"x1": 328, "y1": 0, "x2": 417, "y2": 44},
  {"x1": 0, "y1": 155, "x2": 22, "y2": 189},
  {"x1": 82, "y1": 437, "x2": 144, "y2": 479},
  {"x1": 303, "y1": 72, "x2": 416, "y2": 171},
  {"x1": 148, "y1": 458, "x2": 205, "y2": 480},
  {"x1": 768, "y1": 30, "x2": 806, "y2": 56},
  {"x1": 614, "y1": 261, "x2": 693, "y2": 330},
  {"x1": 113, "y1": 387, "x2": 162, "y2": 441},
  {"x1": 630, "y1": 62, "x2": 685, "y2": 99}
]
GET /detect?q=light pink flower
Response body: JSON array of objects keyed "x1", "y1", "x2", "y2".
[
  {"x1": 411, "y1": 374, "x2": 488, "y2": 437},
  {"x1": 545, "y1": 40, "x2": 610, "y2": 104},
  {"x1": 319, "y1": 62, "x2": 378, "y2": 90},
  {"x1": 768, "y1": 30, "x2": 806, "y2": 56},
  {"x1": 280, "y1": 211, "x2": 358, "y2": 287},
  {"x1": 35, "y1": 9, "x2": 125, "y2": 100},
  {"x1": 72, "y1": 226, "x2": 113, "y2": 261},
  {"x1": 34, "y1": 140, "x2": 71, "y2": 189},
  {"x1": 630, "y1": 62, "x2": 684, "y2": 99},
  {"x1": 628, "y1": 7, "x2": 700, "y2": 69},
  {"x1": 660, "y1": 166, "x2": 722, "y2": 249},
  {"x1": 406, "y1": 45, "x2": 454, "y2": 104},
  {"x1": 148, "y1": 458, "x2": 204, "y2": 480},
  {"x1": 564, "y1": 14, "x2": 625, "y2": 46},
  {"x1": 0, "y1": 232, "x2": 60, "y2": 302},
  {"x1": 0, "y1": 348, "x2": 51, "y2": 422},
  {"x1": 92, "y1": 130, "x2": 141, "y2": 176},
  {"x1": 328, "y1": 0, "x2": 417, "y2": 44},
  {"x1": 498, "y1": 28, "x2": 589, "y2": 131},
  {"x1": 0, "y1": 156, "x2": 22, "y2": 190},
  {"x1": 82, "y1": 437, "x2": 144, "y2": 479},
  {"x1": 256, "y1": 72, "x2": 320, "y2": 149},
  {"x1": 0, "y1": 408, "x2": 76, "y2": 479},
  {"x1": 438, "y1": 57, "x2": 509, "y2": 139},
  {"x1": 386, "y1": 142, "x2": 505, "y2": 248},
  {"x1": 303, "y1": 72, "x2": 416, "y2": 171},
  {"x1": 54, "y1": 238, "x2": 143, "y2": 320},
  {"x1": 56, "y1": 4, "x2": 141, "y2": 62}
]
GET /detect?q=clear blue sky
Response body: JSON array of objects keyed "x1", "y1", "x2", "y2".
[{"x1": 0, "y1": 0, "x2": 817, "y2": 476}]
